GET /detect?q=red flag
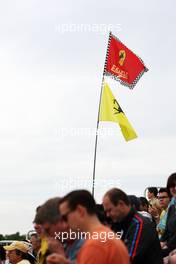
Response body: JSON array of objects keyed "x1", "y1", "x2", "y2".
[{"x1": 104, "y1": 32, "x2": 148, "y2": 89}]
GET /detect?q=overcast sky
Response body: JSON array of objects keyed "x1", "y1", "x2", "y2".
[{"x1": 0, "y1": 0, "x2": 176, "y2": 234}]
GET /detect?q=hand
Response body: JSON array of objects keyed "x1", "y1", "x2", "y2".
[
  {"x1": 47, "y1": 237, "x2": 65, "y2": 255},
  {"x1": 148, "y1": 206, "x2": 160, "y2": 222},
  {"x1": 160, "y1": 241, "x2": 167, "y2": 249},
  {"x1": 46, "y1": 253, "x2": 71, "y2": 264}
]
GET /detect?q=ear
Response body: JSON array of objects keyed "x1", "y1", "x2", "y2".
[
  {"x1": 117, "y1": 200, "x2": 125, "y2": 208},
  {"x1": 76, "y1": 205, "x2": 86, "y2": 218}
]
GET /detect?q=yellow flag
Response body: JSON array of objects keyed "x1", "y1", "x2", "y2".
[{"x1": 99, "y1": 82, "x2": 137, "y2": 141}]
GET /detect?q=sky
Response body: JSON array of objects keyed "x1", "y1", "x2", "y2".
[{"x1": 0, "y1": 0, "x2": 176, "y2": 234}]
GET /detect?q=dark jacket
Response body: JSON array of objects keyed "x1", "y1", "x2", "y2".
[
  {"x1": 112, "y1": 208, "x2": 163, "y2": 264},
  {"x1": 160, "y1": 203, "x2": 176, "y2": 257}
]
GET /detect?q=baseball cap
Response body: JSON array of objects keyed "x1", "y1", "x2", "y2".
[{"x1": 3, "y1": 241, "x2": 30, "y2": 253}]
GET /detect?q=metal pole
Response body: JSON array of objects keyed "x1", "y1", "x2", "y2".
[{"x1": 92, "y1": 32, "x2": 112, "y2": 197}]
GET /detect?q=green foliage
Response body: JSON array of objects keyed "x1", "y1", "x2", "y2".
[{"x1": 0, "y1": 232, "x2": 26, "y2": 241}]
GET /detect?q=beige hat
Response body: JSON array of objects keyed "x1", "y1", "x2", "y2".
[{"x1": 4, "y1": 241, "x2": 29, "y2": 253}]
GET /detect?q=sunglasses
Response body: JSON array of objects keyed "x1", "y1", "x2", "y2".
[
  {"x1": 61, "y1": 209, "x2": 74, "y2": 222},
  {"x1": 158, "y1": 196, "x2": 169, "y2": 200}
]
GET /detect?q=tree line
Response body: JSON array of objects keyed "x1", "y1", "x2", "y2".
[{"x1": 0, "y1": 232, "x2": 26, "y2": 241}]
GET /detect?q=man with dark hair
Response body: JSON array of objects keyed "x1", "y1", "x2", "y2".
[
  {"x1": 103, "y1": 188, "x2": 163, "y2": 264},
  {"x1": 34, "y1": 197, "x2": 63, "y2": 237},
  {"x1": 60, "y1": 190, "x2": 96, "y2": 214},
  {"x1": 160, "y1": 173, "x2": 176, "y2": 257},
  {"x1": 46, "y1": 189, "x2": 130, "y2": 264},
  {"x1": 34, "y1": 196, "x2": 84, "y2": 264},
  {"x1": 34, "y1": 197, "x2": 65, "y2": 264},
  {"x1": 156, "y1": 188, "x2": 170, "y2": 238},
  {"x1": 166, "y1": 173, "x2": 176, "y2": 195}
]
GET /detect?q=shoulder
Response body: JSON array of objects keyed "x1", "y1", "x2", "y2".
[
  {"x1": 17, "y1": 260, "x2": 31, "y2": 264},
  {"x1": 138, "y1": 211, "x2": 152, "y2": 221},
  {"x1": 127, "y1": 212, "x2": 155, "y2": 235},
  {"x1": 131, "y1": 213, "x2": 145, "y2": 226},
  {"x1": 77, "y1": 238, "x2": 129, "y2": 264}
]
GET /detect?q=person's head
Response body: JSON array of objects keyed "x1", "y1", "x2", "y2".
[
  {"x1": 102, "y1": 188, "x2": 130, "y2": 223},
  {"x1": 33, "y1": 223, "x2": 43, "y2": 236},
  {"x1": 139, "y1": 197, "x2": 149, "y2": 212},
  {"x1": 30, "y1": 233, "x2": 41, "y2": 254},
  {"x1": 157, "y1": 188, "x2": 170, "y2": 209},
  {"x1": 4, "y1": 242, "x2": 30, "y2": 264},
  {"x1": 147, "y1": 187, "x2": 158, "y2": 200},
  {"x1": 95, "y1": 204, "x2": 108, "y2": 225},
  {"x1": 128, "y1": 195, "x2": 140, "y2": 211},
  {"x1": 34, "y1": 197, "x2": 67, "y2": 237},
  {"x1": 167, "y1": 173, "x2": 176, "y2": 198},
  {"x1": 59, "y1": 190, "x2": 97, "y2": 231},
  {"x1": 33, "y1": 206, "x2": 43, "y2": 236}
]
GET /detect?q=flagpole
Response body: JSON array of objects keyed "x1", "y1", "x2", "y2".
[
  {"x1": 92, "y1": 76, "x2": 104, "y2": 197},
  {"x1": 92, "y1": 31, "x2": 112, "y2": 197}
]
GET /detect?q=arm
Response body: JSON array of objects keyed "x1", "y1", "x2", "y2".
[
  {"x1": 46, "y1": 253, "x2": 71, "y2": 264},
  {"x1": 47, "y1": 238, "x2": 65, "y2": 256},
  {"x1": 124, "y1": 215, "x2": 155, "y2": 262}
]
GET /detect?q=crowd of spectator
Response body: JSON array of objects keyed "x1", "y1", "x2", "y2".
[{"x1": 1, "y1": 172, "x2": 176, "y2": 264}]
